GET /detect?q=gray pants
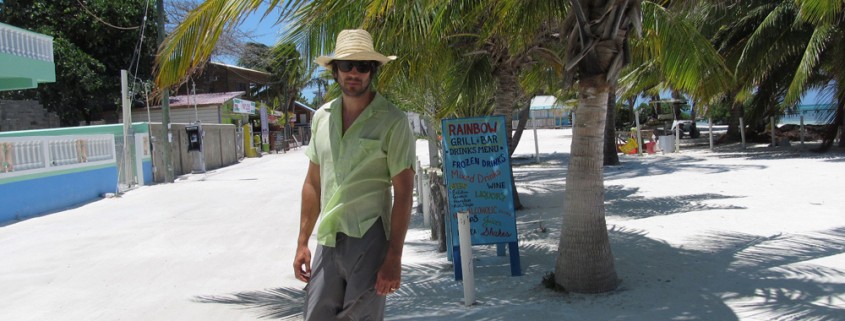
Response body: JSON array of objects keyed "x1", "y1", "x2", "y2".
[{"x1": 304, "y1": 220, "x2": 388, "y2": 321}]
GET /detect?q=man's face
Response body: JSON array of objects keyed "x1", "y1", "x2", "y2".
[{"x1": 334, "y1": 60, "x2": 376, "y2": 98}]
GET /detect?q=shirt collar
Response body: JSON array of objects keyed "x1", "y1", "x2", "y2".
[{"x1": 323, "y1": 92, "x2": 387, "y2": 114}]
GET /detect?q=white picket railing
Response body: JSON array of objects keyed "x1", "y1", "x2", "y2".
[
  {"x1": 0, "y1": 22, "x2": 54, "y2": 62},
  {"x1": 1, "y1": 135, "x2": 115, "y2": 176}
]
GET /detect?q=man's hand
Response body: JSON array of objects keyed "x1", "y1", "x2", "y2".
[
  {"x1": 293, "y1": 245, "x2": 312, "y2": 282},
  {"x1": 296, "y1": 162, "x2": 320, "y2": 283},
  {"x1": 374, "y1": 168, "x2": 414, "y2": 296},
  {"x1": 375, "y1": 254, "x2": 402, "y2": 295}
]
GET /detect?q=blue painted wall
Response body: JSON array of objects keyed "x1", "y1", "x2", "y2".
[
  {"x1": 1, "y1": 123, "x2": 153, "y2": 223},
  {"x1": 0, "y1": 165, "x2": 118, "y2": 221}
]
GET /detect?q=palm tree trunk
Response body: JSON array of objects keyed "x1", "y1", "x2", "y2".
[
  {"x1": 555, "y1": 74, "x2": 618, "y2": 293},
  {"x1": 818, "y1": 100, "x2": 845, "y2": 151},
  {"x1": 425, "y1": 105, "x2": 441, "y2": 168},
  {"x1": 689, "y1": 102, "x2": 700, "y2": 138},
  {"x1": 603, "y1": 91, "x2": 620, "y2": 166},
  {"x1": 726, "y1": 93, "x2": 744, "y2": 142},
  {"x1": 423, "y1": 105, "x2": 444, "y2": 244},
  {"x1": 492, "y1": 62, "x2": 523, "y2": 210},
  {"x1": 492, "y1": 65, "x2": 517, "y2": 151},
  {"x1": 429, "y1": 170, "x2": 448, "y2": 253},
  {"x1": 839, "y1": 107, "x2": 845, "y2": 148}
]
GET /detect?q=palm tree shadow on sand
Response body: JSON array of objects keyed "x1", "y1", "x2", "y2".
[
  {"x1": 612, "y1": 226, "x2": 845, "y2": 321},
  {"x1": 193, "y1": 149, "x2": 844, "y2": 320},
  {"x1": 194, "y1": 287, "x2": 304, "y2": 320},
  {"x1": 191, "y1": 222, "x2": 845, "y2": 321}
]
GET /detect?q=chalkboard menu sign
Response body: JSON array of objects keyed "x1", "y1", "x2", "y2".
[{"x1": 442, "y1": 116, "x2": 518, "y2": 246}]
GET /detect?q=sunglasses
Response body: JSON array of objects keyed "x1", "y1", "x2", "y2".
[{"x1": 334, "y1": 60, "x2": 376, "y2": 73}]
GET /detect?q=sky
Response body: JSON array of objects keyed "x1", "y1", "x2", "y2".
[
  {"x1": 211, "y1": 2, "x2": 284, "y2": 64},
  {"x1": 238, "y1": 3, "x2": 284, "y2": 48},
  {"x1": 225, "y1": 3, "x2": 323, "y2": 101}
]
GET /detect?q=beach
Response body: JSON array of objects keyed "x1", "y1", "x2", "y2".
[{"x1": 1, "y1": 128, "x2": 844, "y2": 320}]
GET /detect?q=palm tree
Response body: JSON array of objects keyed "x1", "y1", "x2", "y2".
[
  {"x1": 551, "y1": 0, "x2": 641, "y2": 293},
  {"x1": 730, "y1": 0, "x2": 845, "y2": 149},
  {"x1": 698, "y1": 0, "x2": 845, "y2": 148},
  {"x1": 554, "y1": 0, "x2": 730, "y2": 293},
  {"x1": 616, "y1": 2, "x2": 732, "y2": 147}
]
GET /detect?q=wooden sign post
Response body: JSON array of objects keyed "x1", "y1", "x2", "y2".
[{"x1": 441, "y1": 116, "x2": 521, "y2": 280}]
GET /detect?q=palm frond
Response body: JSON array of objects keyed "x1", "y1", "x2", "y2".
[
  {"x1": 794, "y1": 0, "x2": 845, "y2": 25},
  {"x1": 737, "y1": 1, "x2": 798, "y2": 79},
  {"x1": 784, "y1": 24, "x2": 833, "y2": 104},
  {"x1": 156, "y1": 0, "x2": 278, "y2": 88},
  {"x1": 638, "y1": 1, "x2": 731, "y2": 101}
]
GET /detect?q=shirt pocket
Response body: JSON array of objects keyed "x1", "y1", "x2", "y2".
[{"x1": 355, "y1": 138, "x2": 386, "y2": 163}]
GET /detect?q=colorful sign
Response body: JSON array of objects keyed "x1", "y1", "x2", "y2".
[
  {"x1": 232, "y1": 98, "x2": 256, "y2": 114},
  {"x1": 442, "y1": 115, "x2": 518, "y2": 246}
]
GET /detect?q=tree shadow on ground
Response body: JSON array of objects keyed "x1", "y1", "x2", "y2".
[
  {"x1": 194, "y1": 287, "x2": 304, "y2": 320},
  {"x1": 691, "y1": 143, "x2": 845, "y2": 161},
  {"x1": 512, "y1": 151, "x2": 768, "y2": 184},
  {"x1": 605, "y1": 185, "x2": 746, "y2": 219},
  {"x1": 611, "y1": 226, "x2": 845, "y2": 321},
  {"x1": 604, "y1": 155, "x2": 768, "y2": 180},
  {"x1": 194, "y1": 147, "x2": 843, "y2": 320},
  {"x1": 512, "y1": 163, "x2": 747, "y2": 225},
  {"x1": 192, "y1": 212, "x2": 845, "y2": 321},
  {"x1": 382, "y1": 224, "x2": 845, "y2": 320},
  {"x1": 512, "y1": 152, "x2": 570, "y2": 168}
]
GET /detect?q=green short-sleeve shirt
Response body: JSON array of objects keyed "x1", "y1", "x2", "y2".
[{"x1": 305, "y1": 93, "x2": 416, "y2": 247}]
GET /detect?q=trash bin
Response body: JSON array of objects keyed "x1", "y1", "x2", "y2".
[
  {"x1": 658, "y1": 135, "x2": 675, "y2": 153},
  {"x1": 645, "y1": 141, "x2": 656, "y2": 154}
]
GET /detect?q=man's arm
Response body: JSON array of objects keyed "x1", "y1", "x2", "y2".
[
  {"x1": 375, "y1": 168, "x2": 415, "y2": 295},
  {"x1": 294, "y1": 161, "x2": 321, "y2": 282}
]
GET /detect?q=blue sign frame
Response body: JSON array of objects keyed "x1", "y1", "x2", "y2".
[{"x1": 441, "y1": 115, "x2": 521, "y2": 279}]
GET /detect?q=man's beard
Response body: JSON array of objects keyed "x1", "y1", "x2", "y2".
[{"x1": 340, "y1": 77, "x2": 371, "y2": 97}]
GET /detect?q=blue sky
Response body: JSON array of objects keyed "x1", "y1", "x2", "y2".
[
  {"x1": 229, "y1": 4, "x2": 326, "y2": 100},
  {"x1": 238, "y1": 4, "x2": 284, "y2": 47},
  {"x1": 213, "y1": 3, "x2": 285, "y2": 64}
]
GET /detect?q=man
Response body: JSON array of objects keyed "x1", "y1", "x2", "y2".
[{"x1": 294, "y1": 29, "x2": 416, "y2": 321}]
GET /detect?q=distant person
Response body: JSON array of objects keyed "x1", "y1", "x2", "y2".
[{"x1": 293, "y1": 29, "x2": 416, "y2": 321}]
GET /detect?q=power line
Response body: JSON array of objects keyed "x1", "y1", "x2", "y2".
[
  {"x1": 127, "y1": 0, "x2": 152, "y2": 94},
  {"x1": 75, "y1": 0, "x2": 140, "y2": 30}
]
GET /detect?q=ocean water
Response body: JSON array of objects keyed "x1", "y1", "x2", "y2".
[
  {"x1": 780, "y1": 104, "x2": 836, "y2": 125},
  {"x1": 693, "y1": 104, "x2": 837, "y2": 126}
]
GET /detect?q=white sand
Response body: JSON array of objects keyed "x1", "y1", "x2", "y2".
[{"x1": 1, "y1": 129, "x2": 844, "y2": 320}]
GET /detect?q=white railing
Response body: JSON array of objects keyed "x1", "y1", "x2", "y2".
[
  {"x1": 1, "y1": 135, "x2": 115, "y2": 177},
  {"x1": 0, "y1": 22, "x2": 54, "y2": 62},
  {"x1": 6, "y1": 140, "x2": 44, "y2": 171}
]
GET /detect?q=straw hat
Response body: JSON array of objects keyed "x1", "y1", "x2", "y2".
[{"x1": 315, "y1": 29, "x2": 396, "y2": 67}]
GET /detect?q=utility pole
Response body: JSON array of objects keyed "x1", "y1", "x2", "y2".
[
  {"x1": 156, "y1": 0, "x2": 174, "y2": 183},
  {"x1": 121, "y1": 70, "x2": 134, "y2": 189}
]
